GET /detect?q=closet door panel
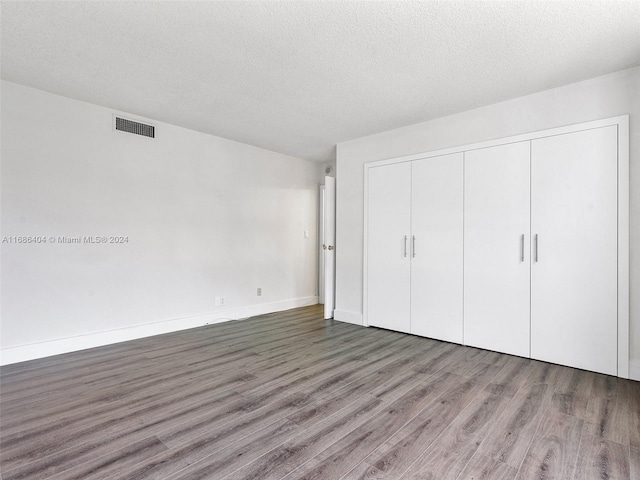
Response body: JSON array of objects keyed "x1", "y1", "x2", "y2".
[
  {"x1": 411, "y1": 153, "x2": 463, "y2": 343},
  {"x1": 531, "y1": 126, "x2": 618, "y2": 375},
  {"x1": 464, "y1": 142, "x2": 531, "y2": 357},
  {"x1": 367, "y1": 162, "x2": 412, "y2": 333}
]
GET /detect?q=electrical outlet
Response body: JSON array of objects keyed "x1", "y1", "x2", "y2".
[
  {"x1": 220, "y1": 297, "x2": 225, "y2": 305},
  {"x1": 257, "y1": 287, "x2": 262, "y2": 296},
  {"x1": 215, "y1": 296, "x2": 222, "y2": 307}
]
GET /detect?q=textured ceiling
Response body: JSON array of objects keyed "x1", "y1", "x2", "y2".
[{"x1": 2, "y1": 1, "x2": 640, "y2": 162}]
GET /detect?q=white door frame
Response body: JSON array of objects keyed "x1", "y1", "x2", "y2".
[
  {"x1": 324, "y1": 176, "x2": 336, "y2": 319},
  {"x1": 318, "y1": 184, "x2": 325, "y2": 304}
]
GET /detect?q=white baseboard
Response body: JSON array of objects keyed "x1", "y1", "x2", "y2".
[
  {"x1": 333, "y1": 309, "x2": 363, "y2": 326},
  {"x1": 630, "y1": 359, "x2": 640, "y2": 382},
  {"x1": 0, "y1": 296, "x2": 318, "y2": 366}
]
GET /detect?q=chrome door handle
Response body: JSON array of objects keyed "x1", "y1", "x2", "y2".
[
  {"x1": 412, "y1": 236, "x2": 416, "y2": 258},
  {"x1": 534, "y1": 234, "x2": 539, "y2": 262},
  {"x1": 520, "y1": 234, "x2": 525, "y2": 262},
  {"x1": 404, "y1": 235, "x2": 408, "y2": 257}
]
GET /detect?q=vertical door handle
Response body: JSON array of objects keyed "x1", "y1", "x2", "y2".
[
  {"x1": 534, "y1": 234, "x2": 539, "y2": 262},
  {"x1": 412, "y1": 236, "x2": 416, "y2": 257},
  {"x1": 404, "y1": 235, "x2": 408, "y2": 257},
  {"x1": 520, "y1": 234, "x2": 525, "y2": 262}
]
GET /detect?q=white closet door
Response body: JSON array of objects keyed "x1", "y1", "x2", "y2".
[
  {"x1": 411, "y1": 153, "x2": 463, "y2": 343},
  {"x1": 531, "y1": 126, "x2": 618, "y2": 375},
  {"x1": 464, "y1": 142, "x2": 531, "y2": 357},
  {"x1": 367, "y1": 162, "x2": 412, "y2": 333}
]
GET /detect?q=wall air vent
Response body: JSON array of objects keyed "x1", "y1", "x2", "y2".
[{"x1": 115, "y1": 116, "x2": 155, "y2": 138}]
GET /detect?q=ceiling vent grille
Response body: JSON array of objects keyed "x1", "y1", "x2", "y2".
[{"x1": 115, "y1": 116, "x2": 155, "y2": 138}]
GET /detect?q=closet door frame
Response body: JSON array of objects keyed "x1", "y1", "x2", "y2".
[{"x1": 363, "y1": 115, "x2": 629, "y2": 379}]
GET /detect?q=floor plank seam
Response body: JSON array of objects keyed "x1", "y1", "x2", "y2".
[
  {"x1": 511, "y1": 405, "x2": 546, "y2": 479},
  {"x1": 570, "y1": 428, "x2": 586, "y2": 480}
]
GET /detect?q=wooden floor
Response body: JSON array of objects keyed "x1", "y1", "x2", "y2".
[{"x1": 1, "y1": 305, "x2": 638, "y2": 480}]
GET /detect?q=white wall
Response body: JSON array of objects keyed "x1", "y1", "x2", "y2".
[
  {"x1": 1, "y1": 81, "x2": 320, "y2": 364},
  {"x1": 335, "y1": 67, "x2": 640, "y2": 377}
]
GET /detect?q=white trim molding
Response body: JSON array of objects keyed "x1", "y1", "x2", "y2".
[
  {"x1": 617, "y1": 116, "x2": 630, "y2": 378},
  {"x1": 0, "y1": 296, "x2": 318, "y2": 366}
]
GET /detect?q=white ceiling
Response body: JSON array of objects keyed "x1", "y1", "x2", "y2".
[{"x1": 2, "y1": 1, "x2": 640, "y2": 163}]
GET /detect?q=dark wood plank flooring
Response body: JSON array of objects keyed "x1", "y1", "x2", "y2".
[{"x1": 1, "y1": 305, "x2": 638, "y2": 479}]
